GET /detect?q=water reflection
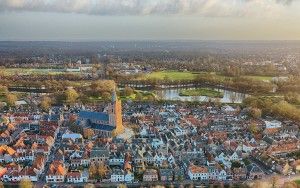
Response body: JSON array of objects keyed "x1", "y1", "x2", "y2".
[{"x1": 154, "y1": 88, "x2": 248, "y2": 103}]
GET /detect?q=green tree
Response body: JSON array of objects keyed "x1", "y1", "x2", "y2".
[
  {"x1": 284, "y1": 92, "x2": 300, "y2": 104},
  {"x1": 269, "y1": 176, "x2": 280, "y2": 188},
  {"x1": 249, "y1": 108, "x2": 262, "y2": 119},
  {"x1": 251, "y1": 181, "x2": 265, "y2": 188},
  {"x1": 147, "y1": 95, "x2": 156, "y2": 102},
  {"x1": 83, "y1": 128, "x2": 95, "y2": 139},
  {"x1": 54, "y1": 92, "x2": 65, "y2": 105},
  {"x1": 118, "y1": 184, "x2": 127, "y2": 188},
  {"x1": 80, "y1": 93, "x2": 91, "y2": 105},
  {"x1": 19, "y1": 178, "x2": 33, "y2": 188},
  {"x1": 272, "y1": 101, "x2": 300, "y2": 122},
  {"x1": 90, "y1": 80, "x2": 115, "y2": 97},
  {"x1": 124, "y1": 86, "x2": 134, "y2": 96},
  {"x1": 6, "y1": 93, "x2": 17, "y2": 107},
  {"x1": 0, "y1": 85, "x2": 8, "y2": 94},
  {"x1": 282, "y1": 181, "x2": 298, "y2": 188},
  {"x1": 135, "y1": 92, "x2": 143, "y2": 101},
  {"x1": 40, "y1": 96, "x2": 52, "y2": 111},
  {"x1": 84, "y1": 183, "x2": 95, "y2": 188},
  {"x1": 231, "y1": 161, "x2": 242, "y2": 169},
  {"x1": 65, "y1": 88, "x2": 79, "y2": 104},
  {"x1": 0, "y1": 181, "x2": 4, "y2": 188},
  {"x1": 89, "y1": 163, "x2": 98, "y2": 179},
  {"x1": 102, "y1": 92, "x2": 112, "y2": 101},
  {"x1": 249, "y1": 122, "x2": 259, "y2": 134},
  {"x1": 98, "y1": 162, "x2": 108, "y2": 180}
]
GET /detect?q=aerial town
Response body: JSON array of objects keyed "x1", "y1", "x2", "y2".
[
  {"x1": 0, "y1": 43, "x2": 300, "y2": 187},
  {"x1": 2, "y1": 1, "x2": 300, "y2": 188},
  {"x1": 0, "y1": 89, "x2": 299, "y2": 187}
]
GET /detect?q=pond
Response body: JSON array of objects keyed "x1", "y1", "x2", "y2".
[{"x1": 154, "y1": 87, "x2": 248, "y2": 103}]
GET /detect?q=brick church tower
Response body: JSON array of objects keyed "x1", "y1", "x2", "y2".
[
  {"x1": 108, "y1": 90, "x2": 124, "y2": 135},
  {"x1": 78, "y1": 87, "x2": 124, "y2": 138}
]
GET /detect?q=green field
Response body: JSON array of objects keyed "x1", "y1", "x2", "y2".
[
  {"x1": 242, "y1": 75, "x2": 273, "y2": 81},
  {"x1": 0, "y1": 68, "x2": 80, "y2": 76},
  {"x1": 141, "y1": 71, "x2": 273, "y2": 82},
  {"x1": 119, "y1": 90, "x2": 156, "y2": 101},
  {"x1": 0, "y1": 95, "x2": 5, "y2": 102},
  {"x1": 88, "y1": 90, "x2": 156, "y2": 102},
  {"x1": 295, "y1": 180, "x2": 300, "y2": 185},
  {"x1": 143, "y1": 71, "x2": 201, "y2": 81},
  {"x1": 179, "y1": 88, "x2": 224, "y2": 98}
]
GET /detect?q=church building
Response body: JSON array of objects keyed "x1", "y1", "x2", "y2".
[{"x1": 77, "y1": 91, "x2": 123, "y2": 137}]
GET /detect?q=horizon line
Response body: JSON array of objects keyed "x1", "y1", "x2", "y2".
[{"x1": 1, "y1": 39, "x2": 300, "y2": 43}]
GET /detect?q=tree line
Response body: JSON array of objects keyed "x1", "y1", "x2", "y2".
[{"x1": 243, "y1": 96, "x2": 300, "y2": 122}]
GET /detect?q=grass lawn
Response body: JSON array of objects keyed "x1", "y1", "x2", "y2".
[
  {"x1": 119, "y1": 94, "x2": 136, "y2": 100},
  {"x1": 88, "y1": 90, "x2": 156, "y2": 102},
  {"x1": 295, "y1": 180, "x2": 300, "y2": 185},
  {"x1": 179, "y1": 88, "x2": 224, "y2": 98},
  {"x1": 142, "y1": 71, "x2": 202, "y2": 81},
  {"x1": 1, "y1": 68, "x2": 80, "y2": 76},
  {"x1": 242, "y1": 75, "x2": 273, "y2": 81},
  {"x1": 141, "y1": 71, "x2": 273, "y2": 82},
  {"x1": 120, "y1": 90, "x2": 157, "y2": 101},
  {"x1": 0, "y1": 95, "x2": 5, "y2": 102}
]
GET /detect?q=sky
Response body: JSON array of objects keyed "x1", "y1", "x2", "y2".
[{"x1": 0, "y1": 0, "x2": 300, "y2": 41}]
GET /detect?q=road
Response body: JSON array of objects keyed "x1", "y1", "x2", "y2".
[{"x1": 39, "y1": 127, "x2": 63, "y2": 182}]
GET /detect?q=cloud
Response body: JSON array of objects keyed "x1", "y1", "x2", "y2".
[
  {"x1": 0, "y1": 0, "x2": 295, "y2": 17},
  {"x1": 276, "y1": 0, "x2": 295, "y2": 5}
]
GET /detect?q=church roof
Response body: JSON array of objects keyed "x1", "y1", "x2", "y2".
[
  {"x1": 79, "y1": 111, "x2": 109, "y2": 122},
  {"x1": 91, "y1": 123, "x2": 115, "y2": 131}
]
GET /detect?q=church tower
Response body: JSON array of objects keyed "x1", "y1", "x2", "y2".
[{"x1": 108, "y1": 89, "x2": 124, "y2": 135}]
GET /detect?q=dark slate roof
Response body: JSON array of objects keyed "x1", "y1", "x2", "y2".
[
  {"x1": 262, "y1": 136, "x2": 275, "y2": 145},
  {"x1": 111, "y1": 168, "x2": 124, "y2": 175},
  {"x1": 90, "y1": 148, "x2": 110, "y2": 158},
  {"x1": 42, "y1": 114, "x2": 61, "y2": 121},
  {"x1": 247, "y1": 164, "x2": 264, "y2": 174},
  {"x1": 91, "y1": 123, "x2": 115, "y2": 131},
  {"x1": 159, "y1": 169, "x2": 173, "y2": 176},
  {"x1": 79, "y1": 111, "x2": 109, "y2": 122}
]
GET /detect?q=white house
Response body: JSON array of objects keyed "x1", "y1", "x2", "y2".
[
  {"x1": 109, "y1": 152, "x2": 124, "y2": 166},
  {"x1": 66, "y1": 171, "x2": 88, "y2": 183},
  {"x1": 45, "y1": 162, "x2": 66, "y2": 183},
  {"x1": 18, "y1": 167, "x2": 39, "y2": 182},
  {"x1": 242, "y1": 142, "x2": 255, "y2": 153},
  {"x1": 222, "y1": 105, "x2": 236, "y2": 113},
  {"x1": 229, "y1": 151, "x2": 241, "y2": 161},
  {"x1": 69, "y1": 151, "x2": 82, "y2": 159},
  {"x1": 167, "y1": 154, "x2": 175, "y2": 164},
  {"x1": 110, "y1": 169, "x2": 124, "y2": 182},
  {"x1": 151, "y1": 138, "x2": 164, "y2": 149},
  {"x1": 154, "y1": 153, "x2": 167, "y2": 166},
  {"x1": 208, "y1": 166, "x2": 218, "y2": 180},
  {"x1": 188, "y1": 165, "x2": 209, "y2": 180},
  {"x1": 124, "y1": 171, "x2": 134, "y2": 182},
  {"x1": 62, "y1": 132, "x2": 83, "y2": 142},
  {"x1": 264, "y1": 120, "x2": 282, "y2": 129},
  {"x1": 218, "y1": 169, "x2": 227, "y2": 181},
  {"x1": 215, "y1": 152, "x2": 232, "y2": 168},
  {"x1": 80, "y1": 158, "x2": 90, "y2": 167},
  {"x1": 174, "y1": 126, "x2": 187, "y2": 136},
  {"x1": 46, "y1": 174, "x2": 65, "y2": 183},
  {"x1": 140, "y1": 127, "x2": 148, "y2": 137},
  {"x1": 144, "y1": 152, "x2": 155, "y2": 164}
]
